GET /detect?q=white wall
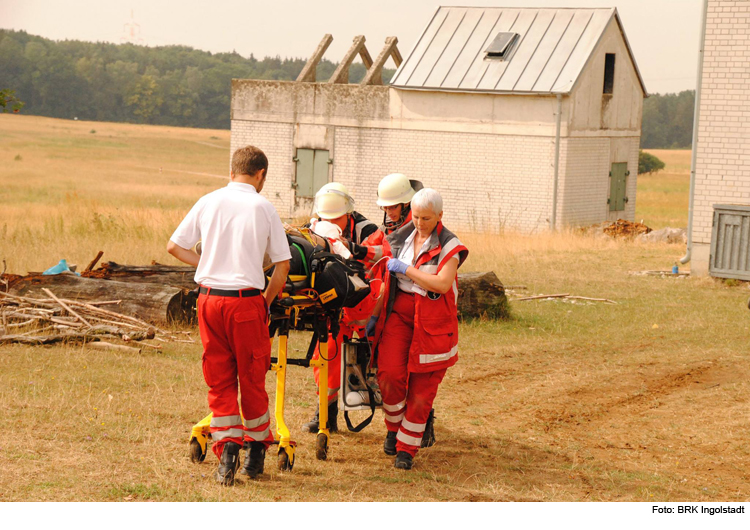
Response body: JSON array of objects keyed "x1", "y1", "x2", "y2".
[
  {"x1": 333, "y1": 127, "x2": 554, "y2": 232},
  {"x1": 692, "y1": 0, "x2": 750, "y2": 275},
  {"x1": 557, "y1": 137, "x2": 639, "y2": 226},
  {"x1": 231, "y1": 120, "x2": 295, "y2": 216}
]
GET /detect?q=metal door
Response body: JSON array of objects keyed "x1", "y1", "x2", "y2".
[
  {"x1": 295, "y1": 149, "x2": 330, "y2": 198},
  {"x1": 608, "y1": 162, "x2": 629, "y2": 212},
  {"x1": 710, "y1": 205, "x2": 750, "y2": 280}
]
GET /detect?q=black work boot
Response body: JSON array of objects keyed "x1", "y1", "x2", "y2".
[
  {"x1": 240, "y1": 441, "x2": 266, "y2": 479},
  {"x1": 394, "y1": 451, "x2": 413, "y2": 470},
  {"x1": 421, "y1": 409, "x2": 436, "y2": 448},
  {"x1": 326, "y1": 401, "x2": 339, "y2": 432},
  {"x1": 214, "y1": 441, "x2": 241, "y2": 486},
  {"x1": 383, "y1": 431, "x2": 397, "y2": 456},
  {"x1": 301, "y1": 401, "x2": 339, "y2": 433}
]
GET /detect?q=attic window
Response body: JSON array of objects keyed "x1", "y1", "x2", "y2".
[
  {"x1": 603, "y1": 53, "x2": 616, "y2": 95},
  {"x1": 484, "y1": 32, "x2": 519, "y2": 60}
]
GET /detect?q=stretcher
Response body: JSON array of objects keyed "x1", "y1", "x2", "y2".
[{"x1": 189, "y1": 228, "x2": 366, "y2": 471}]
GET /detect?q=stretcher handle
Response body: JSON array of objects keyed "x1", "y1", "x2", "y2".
[{"x1": 270, "y1": 357, "x2": 311, "y2": 368}]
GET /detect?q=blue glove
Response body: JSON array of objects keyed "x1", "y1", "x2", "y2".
[
  {"x1": 366, "y1": 315, "x2": 378, "y2": 337},
  {"x1": 387, "y1": 258, "x2": 409, "y2": 275}
]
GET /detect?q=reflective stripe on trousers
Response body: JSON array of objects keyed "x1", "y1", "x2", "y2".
[
  {"x1": 243, "y1": 411, "x2": 270, "y2": 429},
  {"x1": 212, "y1": 428, "x2": 244, "y2": 441},
  {"x1": 210, "y1": 415, "x2": 242, "y2": 428}
]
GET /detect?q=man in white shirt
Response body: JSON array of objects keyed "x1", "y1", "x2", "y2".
[{"x1": 168, "y1": 145, "x2": 291, "y2": 486}]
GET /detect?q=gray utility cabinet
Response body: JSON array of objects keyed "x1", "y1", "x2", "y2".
[{"x1": 710, "y1": 204, "x2": 750, "y2": 280}]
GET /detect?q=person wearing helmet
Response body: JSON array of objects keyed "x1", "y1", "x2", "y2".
[
  {"x1": 311, "y1": 182, "x2": 380, "y2": 260},
  {"x1": 378, "y1": 173, "x2": 422, "y2": 232},
  {"x1": 371, "y1": 188, "x2": 468, "y2": 470},
  {"x1": 301, "y1": 182, "x2": 379, "y2": 434},
  {"x1": 364, "y1": 174, "x2": 444, "y2": 454},
  {"x1": 360, "y1": 174, "x2": 423, "y2": 267}
]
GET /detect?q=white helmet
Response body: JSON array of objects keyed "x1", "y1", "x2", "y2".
[
  {"x1": 376, "y1": 173, "x2": 415, "y2": 207},
  {"x1": 314, "y1": 182, "x2": 354, "y2": 219}
]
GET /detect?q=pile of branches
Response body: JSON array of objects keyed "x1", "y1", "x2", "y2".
[
  {"x1": 578, "y1": 219, "x2": 653, "y2": 240},
  {"x1": 0, "y1": 289, "x2": 194, "y2": 352},
  {"x1": 603, "y1": 219, "x2": 652, "y2": 238}
]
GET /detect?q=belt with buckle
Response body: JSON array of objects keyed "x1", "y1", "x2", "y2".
[{"x1": 198, "y1": 286, "x2": 261, "y2": 298}]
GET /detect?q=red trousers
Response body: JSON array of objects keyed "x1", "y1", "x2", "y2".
[
  {"x1": 197, "y1": 290, "x2": 274, "y2": 458},
  {"x1": 377, "y1": 291, "x2": 447, "y2": 457}
]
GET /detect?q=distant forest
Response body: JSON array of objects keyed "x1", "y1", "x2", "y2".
[
  {"x1": 0, "y1": 30, "x2": 394, "y2": 130},
  {"x1": 1, "y1": 29, "x2": 693, "y2": 147}
]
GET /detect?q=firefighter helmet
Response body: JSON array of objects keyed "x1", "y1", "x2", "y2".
[
  {"x1": 376, "y1": 173, "x2": 416, "y2": 207},
  {"x1": 314, "y1": 182, "x2": 354, "y2": 219}
]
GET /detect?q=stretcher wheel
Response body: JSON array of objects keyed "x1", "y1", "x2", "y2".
[
  {"x1": 189, "y1": 438, "x2": 206, "y2": 463},
  {"x1": 315, "y1": 433, "x2": 328, "y2": 461},
  {"x1": 278, "y1": 449, "x2": 294, "y2": 471}
]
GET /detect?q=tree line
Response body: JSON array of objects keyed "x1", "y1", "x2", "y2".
[
  {"x1": 0, "y1": 30, "x2": 394, "y2": 129},
  {"x1": 640, "y1": 90, "x2": 695, "y2": 149},
  {"x1": 1, "y1": 29, "x2": 694, "y2": 146}
]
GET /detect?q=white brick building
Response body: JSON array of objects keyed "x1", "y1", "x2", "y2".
[
  {"x1": 231, "y1": 7, "x2": 646, "y2": 231},
  {"x1": 690, "y1": 0, "x2": 750, "y2": 278}
]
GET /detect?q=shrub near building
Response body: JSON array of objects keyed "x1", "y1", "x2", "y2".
[{"x1": 638, "y1": 150, "x2": 665, "y2": 174}]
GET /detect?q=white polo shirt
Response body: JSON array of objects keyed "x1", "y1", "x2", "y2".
[{"x1": 170, "y1": 182, "x2": 291, "y2": 289}]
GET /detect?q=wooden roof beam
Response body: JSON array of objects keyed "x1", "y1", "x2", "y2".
[
  {"x1": 328, "y1": 35, "x2": 372, "y2": 84},
  {"x1": 361, "y1": 37, "x2": 402, "y2": 86},
  {"x1": 296, "y1": 34, "x2": 333, "y2": 82}
]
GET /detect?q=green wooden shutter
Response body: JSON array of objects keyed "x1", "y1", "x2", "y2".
[
  {"x1": 609, "y1": 162, "x2": 629, "y2": 211},
  {"x1": 295, "y1": 148, "x2": 315, "y2": 197},
  {"x1": 295, "y1": 148, "x2": 330, "y2": 198},
  {"x1": 312, "y1": 149, "x2": 330, "y2": 197}
]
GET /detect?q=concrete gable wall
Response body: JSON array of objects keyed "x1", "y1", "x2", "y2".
[
  {"x1": 690, "y1": 0, "x2": 750, "y2": 275},
  {"x1": 568, "y1": 17, "x2": 644, "y2": 134}
]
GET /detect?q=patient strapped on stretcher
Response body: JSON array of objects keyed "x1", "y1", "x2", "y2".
[{"x1": 264, "y1": 227, "x2": 371, "y2": 312}]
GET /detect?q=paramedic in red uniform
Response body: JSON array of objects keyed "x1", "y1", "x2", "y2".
[
  {"x1": 301, "y1": 182, "x2": 378, "y2": 433},
  {"x1": 360, "y1": 173, "x2": 422, "y2": 267},
  {"x1": 167, "y1": 145, "x2": 291, "y2": 486},
  {"x1": 371, "y1": 188, "x2": 468, "y2": 470}
]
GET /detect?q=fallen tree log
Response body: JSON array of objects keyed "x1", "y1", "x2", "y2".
[
  {"x1": 456, "y1": 271, "x2": 509, "y2": 320},
  {"x1": 7, "y1": 266, "x2": 508, "y2": 324},
  {"x1": 82, "y1": 262, "x2": 198, "y2": 290},
  {"x1": 7, "y1": 274, "x2": 197, "y2": 325},
  {"x1": 86, "y1": 341, "x2": 142, "y2": 354},
  {"x1": 81, "y1": 263, "x2": 511, "y2": 320}
]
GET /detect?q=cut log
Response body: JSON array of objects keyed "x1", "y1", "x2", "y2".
[
  {"x1": 87, "y1": 341, "x2": 142, "y2": 354},
  {"x1": 82, "y1": 261, "x2": 198, "y2": 290},
  {"x1": 7, "y1": 274, "x2": 197, "y2": 325},
  {"x1": 456, "y1": 272, "x2": 509, "y2": 320},
  {"x1": 10, "y1": 264, "x2": 508, "y2": 323}
]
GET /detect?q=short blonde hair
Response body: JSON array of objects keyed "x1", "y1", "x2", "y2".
[{"x1": 411, "y1": 188, "x2": 443, "y2": 214}]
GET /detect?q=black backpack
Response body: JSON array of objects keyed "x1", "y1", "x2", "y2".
[
  {"x1": 270, "y1": 234, "x2": 371, "y2": 311},
  {"x1": 308, "y1": 249, "x2": 371, "y2": 311}
]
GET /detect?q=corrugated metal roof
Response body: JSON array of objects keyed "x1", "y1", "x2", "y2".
[{"x1": 390, "y1": 6, "x2": 647, "y2": 95}]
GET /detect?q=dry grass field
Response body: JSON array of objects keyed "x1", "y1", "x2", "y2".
[
  {"x1": 1, "y1": 115, "x2": 748, "y2": 502},
  {"x1": 636, "y1": 149, "x2": 691, "y2": 230}
]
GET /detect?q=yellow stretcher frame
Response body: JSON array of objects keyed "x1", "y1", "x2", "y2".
[{"x1": 188, "y1": 291, "x2": 337, "y2": 471}]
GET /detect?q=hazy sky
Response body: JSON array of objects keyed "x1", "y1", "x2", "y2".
[{"x1": 1, "y1": 0, "x2": 704, "y2": 94}]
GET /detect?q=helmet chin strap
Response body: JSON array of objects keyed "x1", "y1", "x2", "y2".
[{"x1": 383, "y1": 203, "x2": 410, "y2": 231}]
